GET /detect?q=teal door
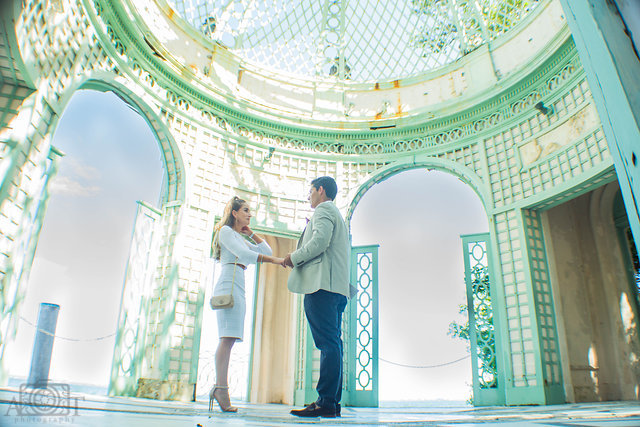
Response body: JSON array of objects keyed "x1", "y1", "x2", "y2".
[
  {"x1": 292, "y1": 244, "x2": 379, "y2": 407},
  {"x1": 344, "y1": 245, "x2": 379, "y2": 407},
  {"x1": 461, "y1": 233, "x2": 505, "y2": 405}
]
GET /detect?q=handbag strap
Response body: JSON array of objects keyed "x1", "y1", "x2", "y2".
[
  {"x1": 230, "y1": 257, "x2": 238, "y2": 294},
  {"x1": 210, "y1": 230, "x2": 219, "y2": 297}
]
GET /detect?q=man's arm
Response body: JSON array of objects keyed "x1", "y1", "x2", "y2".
[
  {"x1": 290, "y1": 204, "x2": 334, "y2": 267},
  {"x1": 282, "y1": 253, "x2": 293, "y2": 267}
]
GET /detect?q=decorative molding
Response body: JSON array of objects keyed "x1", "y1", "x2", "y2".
[{"x1": 90, "y1": 0, "x2": 583, "y2": 157}]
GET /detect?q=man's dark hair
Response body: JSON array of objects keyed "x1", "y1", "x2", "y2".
[{"x1": 311, "y1": 176, "x2": 338, "y2": 200}]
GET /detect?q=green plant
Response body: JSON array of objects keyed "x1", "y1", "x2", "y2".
[{"x1": 448, "y1": 266, "x2": 498, "y2": 391}]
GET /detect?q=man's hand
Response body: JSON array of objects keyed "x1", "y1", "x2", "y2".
[{"x1": 282, "y1": 253, "x2": 294, "y2": 268}]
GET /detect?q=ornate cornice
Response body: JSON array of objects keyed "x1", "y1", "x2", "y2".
[{"x1": 89, "y1": 0, "x2": 583, "y2": 158}]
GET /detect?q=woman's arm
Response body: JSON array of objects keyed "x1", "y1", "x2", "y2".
[
  {"x1": 219, "y1": 226, "x2": 262, "y2": 265},
  {"x1": 257, "y1": 253, "x2": 284, "y2": 265},
  {"x1": 240, "y1": 226, "x2": 273, "y2": 255},
  {"x1": 220, "y1": 226, "x2": 282, "y2": 265}
]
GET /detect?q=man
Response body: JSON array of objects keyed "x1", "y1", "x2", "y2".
[{"x1": 283, "y1": 176, "x2": 351, "y2": 418}]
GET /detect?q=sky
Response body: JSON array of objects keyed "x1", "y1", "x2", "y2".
[
  {"x1": 6, "y1": 91, "x2": 164, "y2": 389},
  {"x1": 350, "y1": 169, "x2": 488, "y2": 401},
  {"x1": 6, "y1": 89, "x2": 489, "y2": 402}
]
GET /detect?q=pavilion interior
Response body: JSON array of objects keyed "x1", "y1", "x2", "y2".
[{"x1": 1, "y1": 0, "x2": 639, "y2": 409}]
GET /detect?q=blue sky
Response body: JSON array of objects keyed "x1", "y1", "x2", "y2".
[
  {"x1": 7, "y1": 89, "x2": 489, "y2": 402},
  {"x1": 350, "y1": 169, "x2": 488, "y2": 401},
  {"x1": 7, "y1": 91, "x2": 163, "y2": 387}
]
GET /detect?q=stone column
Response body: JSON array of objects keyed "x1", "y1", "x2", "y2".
[{"x1": 27, "y1": 303, "x2": 60, "y2": 388}]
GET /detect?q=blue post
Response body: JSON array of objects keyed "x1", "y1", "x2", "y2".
[{"x1": 27, "y1": 303, "x2": 60, "y2": 388}]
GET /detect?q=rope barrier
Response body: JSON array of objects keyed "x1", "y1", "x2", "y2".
[
  {"x1": 379, "y1": 354, "x2": 470, "y2": 369},
  {"x1": 20, "y1": 315, "x2": 471, "y2": 368},
  {"x1": 19, "y1": 316, "x2": 117, "y2": 342}
]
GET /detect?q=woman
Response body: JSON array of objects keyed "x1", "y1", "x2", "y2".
[{"x1": 209, "y1": 196, "x2": 284, "y2": 412}]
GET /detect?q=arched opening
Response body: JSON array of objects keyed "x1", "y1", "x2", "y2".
[
  {"x1": 5, "y1": 89, "x2": 165, "y2": 394},
  {"x1": 349, "y1": 167, "x2": 489, "y2": 403},
  {"x1": 542, "y1": 180, "x2": 640, "y2": 402}
]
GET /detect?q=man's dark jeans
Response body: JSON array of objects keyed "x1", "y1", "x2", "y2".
[{"x1": 304, "y1": 289, "x2": 348, "y2": 412}]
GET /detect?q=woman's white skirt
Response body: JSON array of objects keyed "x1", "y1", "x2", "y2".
[{"x1": 214, "y1": 264, "x2": 246, "y2": 341}]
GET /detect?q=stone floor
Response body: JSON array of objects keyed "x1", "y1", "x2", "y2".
[{"x1": 1, "y1": 387, "x2": 640, "y2": 426}]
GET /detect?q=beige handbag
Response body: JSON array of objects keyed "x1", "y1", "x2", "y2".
[
  {"x1": 209, "y1": 231, "x2": 238, "y2": 310},
  {"x1": 210, "y1": 292, "x2": 233, "y2": 310},
  {"x1": 210, "y1": 257, "x2": 238, "y2": 309}
]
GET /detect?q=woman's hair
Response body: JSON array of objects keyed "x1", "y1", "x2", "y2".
[{"x1": 212, "y1": 196, "x2": 246, "y2": 260}]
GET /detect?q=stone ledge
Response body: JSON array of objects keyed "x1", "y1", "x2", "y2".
[{"x1": 135, "y1": 378, "x2": 194, "y2": 402}]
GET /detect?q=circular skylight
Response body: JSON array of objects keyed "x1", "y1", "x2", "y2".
[{"x1": 168, "y1": 0, "x2": 542, "y2": 82}]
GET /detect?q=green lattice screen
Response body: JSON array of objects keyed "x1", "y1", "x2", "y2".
[
  {"x1": 345, "y1": 245, "x2": 378, "y2": 406},
  {"x1": 167, "y1": 0, "x2": 543, "y2": 81},
  {"x1": 293, "y1": 245, "x2": 379, "y2": 407},
  {"x1": 461, "y1": 233, "x2": 506, "y2": 405},
  {"x1": 522, "y1": 208, "x2": 564, "y2": 402},
  {"x1": 110, "y1": 202, "x2": 161, "y2": 396}
]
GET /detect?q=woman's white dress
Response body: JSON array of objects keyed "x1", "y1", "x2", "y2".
[{"x1": 214, "y1": 225, "x2": 272, "y2": 341}]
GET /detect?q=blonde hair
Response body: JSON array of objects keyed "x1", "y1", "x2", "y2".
[{"x1": 212, "y1": 196, "x2": 246, "y2": 260}]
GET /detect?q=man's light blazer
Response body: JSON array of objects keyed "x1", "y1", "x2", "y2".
[{"x1": 287, "y1": 200, "x2": 351, "y2": 298}]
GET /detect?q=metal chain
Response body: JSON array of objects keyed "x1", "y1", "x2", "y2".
[
  {"x1": 19, "y1": 316, "x2": 116, "y2": 342},
  {"x1": 20, "y1": 314, "x2": 471, "y2": 367},
  {"x1": 379, "y1": 354, "x2": 470, "y2": 369}
]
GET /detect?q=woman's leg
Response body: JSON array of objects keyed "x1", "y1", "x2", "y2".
[
  {"x1": 212, "y1": 336, "x2": 237, "y2": 411},
  {"x1": 215, "y1": 336, "x2": 236, "y2": 386}
]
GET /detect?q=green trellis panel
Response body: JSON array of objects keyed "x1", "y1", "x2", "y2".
[
  {"x1": 521, "y1": 209, "x2": 564, "y2": 404},
  {"x1": 496, "y1": 208, "x2": 566, "y2": 405},
  {"x1": 292, "y1": 295, "x2": 318, "y2": 406},
  {"x1": 109, "y1": 201, "x2": 160, "y2": 396},
  {"x1": 292, "y1": 244, "x2": 379, "y2": 407},
  {"x1": 345, "y1": 245, "x2": 379, "y2": 407},
  {"x1": 292, "y1": 306, "x2": 333, "y2": 407},
  {"x1": 461, "y1": 233, "x2": 506, "y2": 406}
]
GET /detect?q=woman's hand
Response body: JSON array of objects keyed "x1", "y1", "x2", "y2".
[
  {"x1": 259, "y1": 254, "x2": 284, "y2": 265},
  {"x1": 282, "y1": 254, "x2": 293, "y2": 268},
  {"x1": 242, "y1": 226, "x2": 264, "y2": 243}
]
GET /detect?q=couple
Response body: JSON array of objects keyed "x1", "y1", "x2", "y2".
[{"x1": 209, "y1": 176, "x2": 350, "y2": 418}]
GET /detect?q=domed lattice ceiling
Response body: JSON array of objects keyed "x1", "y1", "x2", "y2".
[{"x1": 168, "y1": 0, "x2": 541, "y2": 82}]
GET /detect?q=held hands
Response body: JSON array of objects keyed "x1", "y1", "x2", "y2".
[
  {"x1": 242, "y1": 228, "x2": 289, "y2": 267},
  {"x1": 281, "y1": 253, "x2": 294, "y2": 268},
  {"x1": 258, "y1": 254, "x2": 284, "y2": 265}
]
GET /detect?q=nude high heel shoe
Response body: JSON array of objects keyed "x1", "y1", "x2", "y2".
[{"x1": 209, "y1": 385, "x2": 238, "y2": 412}]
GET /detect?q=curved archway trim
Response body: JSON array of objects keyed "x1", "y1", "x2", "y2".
[
  {"x1": 53, "y1": 75, "x2": 186, "y2": 205},
  {"x1": 345, "y1": 157, "x2": 491, "y2": 224}
]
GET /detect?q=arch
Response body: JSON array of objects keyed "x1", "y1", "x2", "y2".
[
  {"x1": 52, "y1": 73, "x2": 186, "y2": 205},
  {"x1": 346, "y1": 157, "x2": 491, "y2": 224},
  {"x1": 27, "y1": 79, "x2": 178, "y2": 395},
  {"x1": 344, "y1": 159, "x2": 492, "y2": 404},
  {"x1": 541, "y1": 181, "x2": 640, "y2": 401}
]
